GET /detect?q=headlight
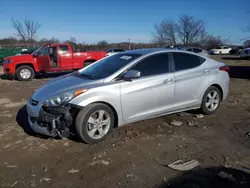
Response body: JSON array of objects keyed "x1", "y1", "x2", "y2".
[
  {"x1": 4, "y1": 59, "x2": 12, "y2": 64},
  {"x1": 43, "y1": 89, "x2": 88, "y2": 107}
]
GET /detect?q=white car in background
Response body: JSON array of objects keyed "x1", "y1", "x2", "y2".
[
  {"x1": 240, "y1": 48, "x2": 250, "y2": 59},
  {"x1": 209, "y1": 46, "x2": 231, "y2": 55},
  {"x1": 105, "y1": 48, "x2": 126, "y2": 57}
]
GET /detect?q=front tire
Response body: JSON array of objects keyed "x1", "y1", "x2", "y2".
[
  {"x1": 75, "y1": 103, "x2": 115, "y2": 144},
  {"x1": 16, "y1": 65, "x2": 35, "y2": 81},
  {"x1": 200, "y1": 86, "x2": 221, "y2": 115}
]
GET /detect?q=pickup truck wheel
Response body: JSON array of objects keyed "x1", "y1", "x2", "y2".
[
  {"x1": 75, "y1": 103, "x2": 115, "y2": 144},
  {"x1": 16, "y1": 65, "x2": 34, "y2": 81}
]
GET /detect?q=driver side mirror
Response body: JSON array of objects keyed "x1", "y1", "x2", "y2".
[{"x1": 124, "y1": 70, "x2": 141, "y2": 81}]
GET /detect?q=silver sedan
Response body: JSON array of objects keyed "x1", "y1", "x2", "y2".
[{"x1": 27, "y1": 49, "x2": 230, "y2": 144}]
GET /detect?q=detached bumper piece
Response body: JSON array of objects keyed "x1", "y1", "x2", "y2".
[{"x1": 37, "y1": 105, "x2": 78, "y2": 138}]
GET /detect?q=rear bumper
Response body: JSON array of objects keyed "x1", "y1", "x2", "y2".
[{"x1": 221, "y1": 74, "x2": 230, "y2": 101}]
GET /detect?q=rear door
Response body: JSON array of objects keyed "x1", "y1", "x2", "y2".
[
  {"x1": 58, "y1": 45, "x2": 73, "y2": 70},
  {"x1": 172, "y1": 52, "x2": 208, "y2": 109},
  {"x1": 120, "y1": 53, "x2": 175, "y2": 122}
]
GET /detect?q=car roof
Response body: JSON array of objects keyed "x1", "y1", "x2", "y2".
[
  {"x1": 108, "y1": 48, "x2": 124, "y2": 50},
  {"x1": 119, "y1": 48, "x2": 188, "y2": 55},
  {"x1": 186, "y1": 47, "x2": 203, "y2": 49}
]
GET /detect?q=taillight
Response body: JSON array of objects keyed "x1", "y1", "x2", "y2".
[{"x1": 219, "y1": 66, "x2": 229, "y2": 73}]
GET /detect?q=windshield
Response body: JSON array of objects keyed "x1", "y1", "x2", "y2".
[
  {"x1": 79, "y1": 53, "x2": 142, "y2": 79},
  {"x1": 215, "y1": 47, "x2": 222, "y2": 49}
]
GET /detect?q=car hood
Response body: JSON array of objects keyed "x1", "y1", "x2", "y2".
[
  {"x1": 32, "y1": 73, "x2": 104, "y2": 101},
  {"x1": 6, "y1": 54, "x2": 33, "y2": 60}
]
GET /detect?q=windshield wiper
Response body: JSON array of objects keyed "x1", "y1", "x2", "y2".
[
  {"x1": 75, "y1": 72, "x2": 94, "y2": 80},
  {"x1": 81, "y1": 74, "x2": 94, "y2": 80}
]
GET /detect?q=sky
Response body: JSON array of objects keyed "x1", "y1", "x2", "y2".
[{"x1": 0, "y1": 0, "x2": 249, "y2": 44}]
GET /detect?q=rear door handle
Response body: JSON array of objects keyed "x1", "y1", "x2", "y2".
[{"x1": 163, "y1": 78, "x2": 174, "y2": 84}]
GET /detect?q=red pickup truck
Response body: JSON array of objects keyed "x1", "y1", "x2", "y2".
[{"x1": 3, "y1": 43, "x2": 106, "y2": 81}]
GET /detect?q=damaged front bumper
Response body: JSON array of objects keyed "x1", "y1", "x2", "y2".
[{"x1": 27, "y1": 98, "x2": 78, "y2": 138}]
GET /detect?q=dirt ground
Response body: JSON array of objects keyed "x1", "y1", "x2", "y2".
[{"x1": 0, "y1": 55, "x2": 250, "y2": 188}]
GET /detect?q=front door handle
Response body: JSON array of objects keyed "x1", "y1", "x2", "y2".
[{"x1": 163, "y1": 78, "x2": 174, "y2": 84}]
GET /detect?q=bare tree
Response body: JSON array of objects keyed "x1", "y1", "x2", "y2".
[
  {"x1": 152, "y1": 30, "x2": 165, "y2": 47},
  {"x1": 97, "y1": 40, "x2": 109, "y2": 50},
  {"x1": 69, "y1": 37, "x2": 77, "y2": 43},
  {"x1": 152, "y1": 19, "x2": 178, "y2": 47},
  {"x1": 11, "y1": 18, "x2": 41, "y2": 42},
  {"x1": 39, "y1": 37, "x2": 60, "y2": 45},
  {"x1": 11, "y1": 19, "x2": 26, "y2": 41},
  {"x1": 177, "y1": 15, "x2": 205, "y2": 46},
  {"x1": 203, "y1": 35, "x2": 226, "y2": 50}
]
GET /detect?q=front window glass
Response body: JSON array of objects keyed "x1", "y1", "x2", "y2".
[
  {"x1": 32, "y1": 46, "x2": 44, "y2": 54},
  {"x1": 130, "y1": 53, "x2": 170, "y2": 77},
  {"x1": 40, "y1": 47, "x2": 49, "y2": 55}
]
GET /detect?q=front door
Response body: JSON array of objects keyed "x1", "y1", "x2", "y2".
[
  {"x1": 120, "y1": 53, "x2": 175, "y2": 122},
  {"x1": 36, "y1": 45, "x2": 50, "y2": 71}
]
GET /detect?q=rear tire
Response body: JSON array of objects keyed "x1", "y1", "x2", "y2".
[
  {"x1": 16, "y1": 65, "x2": 35, "y2": 81},
  {"x1": 75, "y1": 103, "x2": 115, "y2": 144},
  {"x1": 200, "y1": 86, "x2": 222, "y2": 115},
  {"x1": 219, "y1": 51, "x2": 222, "y2": 55}
]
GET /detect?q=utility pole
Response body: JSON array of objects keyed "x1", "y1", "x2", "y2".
[{"x1": 128, "y1": 38, "x2": 131, "y2": 50}]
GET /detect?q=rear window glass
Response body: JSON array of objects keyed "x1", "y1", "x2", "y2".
[
  {"x1": 193, "y1": 48, "x2": 203, "y2": 53},
  {"x1": 173, "y1": 52, "x2": 206, "y2": 71},
  {"x1": 59, "y1": 45, "x2": 69, "y2": 52},
  {"x1": 114, "y1": 49, "x2": 125, "y2": 52}
]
